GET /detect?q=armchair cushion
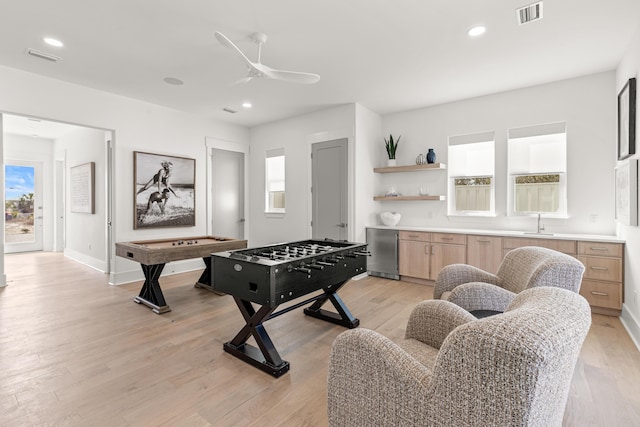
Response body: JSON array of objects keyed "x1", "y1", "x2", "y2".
[
  {"x1": 446, "y1": 282, "x2": 516, "y2": 312},
  {"x1": 433, "y1": 263, "x2": 500, "y2": 300}
]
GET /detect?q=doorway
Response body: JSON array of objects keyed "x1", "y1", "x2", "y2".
[
  {"x1": 311, "y1": 138, "x2": 348, "y2": 240},
  {"x1": 4, "y1": 160, "x2": 43, "y2": 253},
  {"x1": 210, "y1": 148, "x2": 245, "y2": 239},
  {"x1": 1, "y1": 113, "x2": 113, "y2": 275}
]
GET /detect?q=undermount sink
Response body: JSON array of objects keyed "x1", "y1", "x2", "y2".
[{"x1": 522, "y1": 232, "x2": 554, "y2": 236}]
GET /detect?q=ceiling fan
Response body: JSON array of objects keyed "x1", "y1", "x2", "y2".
[{"x1": 214, "y1": 31, "x2": 320, "y2": 85}]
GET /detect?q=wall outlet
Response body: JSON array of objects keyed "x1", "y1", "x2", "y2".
[
  {"x1": 426, "y1": 211, "x2": 433, "y2": 219},
  {"x1": 589, "y1": 214, "x2": 598, "y2": 223}
]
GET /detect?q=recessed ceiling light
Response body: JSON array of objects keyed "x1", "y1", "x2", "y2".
[
  {"x1": 242, "y1": 102, "x2": 252, "y2": 109},
  {"x1": 43, "y1": 37, "x2": 64, "y2": 47},
  {"x1": 163, "y1": 77, "x2": 184, "y2": 85},
  {"x1": 468, "y1": 26, "x2": 486, "y2": 37}
]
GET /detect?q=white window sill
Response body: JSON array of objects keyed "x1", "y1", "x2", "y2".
[{"x1": 264, "y1": 212, "x2": 285, "y2": 218}]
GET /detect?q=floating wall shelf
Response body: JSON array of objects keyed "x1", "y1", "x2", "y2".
[
  {"x1": 373, "y1": 195, "x2": 446, "y2": 201},
  {"x1": 373, "y1": 163, "x2": 447, "y2": 173}
]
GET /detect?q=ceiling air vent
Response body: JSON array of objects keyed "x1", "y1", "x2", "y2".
[
  {"x1": 517, "y1": 2, "x2": 543, "y2": 25},
  {"x1": 222, "y1": 107, "x2": 238, "y2": 114},
  {"x1": 26, "y1": 48, "x2": 61, "y2": 62}
]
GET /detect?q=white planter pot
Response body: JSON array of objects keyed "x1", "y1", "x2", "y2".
[{"x1": 387, "y1": 159, "x2": 397, "y2": 167}]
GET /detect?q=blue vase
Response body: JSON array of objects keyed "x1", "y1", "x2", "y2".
[{"x1": 426, "y1": 148, "x2": 436, "y2": 164}]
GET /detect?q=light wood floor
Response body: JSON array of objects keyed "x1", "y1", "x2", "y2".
[{"x1": 1, "y1": 252, "x2": 639, "y2": 426}]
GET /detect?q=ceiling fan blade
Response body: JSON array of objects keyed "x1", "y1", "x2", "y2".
[
  {"x1": 214, "y1": 31, "x2": 254, "y2": 68},
  {"x1": 262, "y1": 68, "x2": 321, "y2": 84},
  {"x1": 232, "y1": 76, "x2": 254, "y2": 86}
]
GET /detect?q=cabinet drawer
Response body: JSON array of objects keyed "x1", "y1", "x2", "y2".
[
  {"x1": 502, "y1": 237, "x2": 576, "y2": 255},
  {"x1": 431, "y1": 233, "x2": 466, "y2": 245},
  {"x1": 399, "y1": 231, "x2": 430, "y2": 242},
  {"x1": 578, "y1": 255, "x2": 622, "y2": 282},
  {"x1": 580, "y1": 280, "x2": 622, "y2": 310},
  {"x1": 578, "y1": 241, "x2": 623, "y2": 257}
]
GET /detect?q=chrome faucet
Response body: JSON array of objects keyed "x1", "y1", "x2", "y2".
[{"x1": 537, "y1": 213, "x2": 545, "y2": 233}]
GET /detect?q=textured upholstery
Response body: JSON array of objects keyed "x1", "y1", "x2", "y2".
[
  {"x1": 434, "y1": 246, "x2": 585, "y2": 312},
  {"x1": 327, "y1": 287, "x2": 591, "y2": 427}
]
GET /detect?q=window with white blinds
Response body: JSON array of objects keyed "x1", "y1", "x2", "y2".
[
  {"x1": 448, "y1": 131, "x2": 495, "y2": 215},
  {"x1": 507, "y1": 122, "x2": 567, "y2": 216}
]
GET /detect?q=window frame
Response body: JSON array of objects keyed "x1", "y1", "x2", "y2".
[
  {"x1": 507, "y1": 122, "x2": 568, "y2": 218},
  {"x1": 265, "y1": 148, "x2": 286, "y2": 214},
  {"x1": 447, "y1": 132, "x2": 496, "y2": 217}
]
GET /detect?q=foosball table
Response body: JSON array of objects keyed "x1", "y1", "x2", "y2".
[
  {"x1": 212, "y1": 238, "x2": 369, "y2": 377},
  {"x1": 115, "y1": 236, "x2": 247, "y2": 313}
]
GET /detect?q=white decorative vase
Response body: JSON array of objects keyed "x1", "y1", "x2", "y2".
[
  {"x1": 387, "y1": 159, "x2": 397, "y2": 167},
  {"x1": 380, "y1": 211, "x2": 401, "y2": 226}
]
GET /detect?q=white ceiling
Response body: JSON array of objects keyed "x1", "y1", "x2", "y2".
[{"x1": 1, "y1": 0, "x2": 639, "y2": 129}]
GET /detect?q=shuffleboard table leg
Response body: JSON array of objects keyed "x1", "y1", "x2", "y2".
[{"x1": 134, "y1": 263, "x2": 171, "y2": 314}]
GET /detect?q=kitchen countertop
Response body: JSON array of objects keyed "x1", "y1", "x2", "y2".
[{"x1": 365, "y1": 225, "x2": 624, "y2": 244}]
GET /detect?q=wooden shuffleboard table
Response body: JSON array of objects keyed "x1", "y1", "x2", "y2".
[{"x1": 115, "y1": 236, "x2": 247, "y2": 314}]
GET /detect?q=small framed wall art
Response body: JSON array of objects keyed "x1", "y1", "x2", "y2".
[
  {"x1": 134, "y1": 151, "x2": 195, "y2": 229},
  {"x1": 617, "y1": 77, "x2": 636, "y2": 160},
  {"x1": 614, "y1": 158, "x2": 638, "y2": 226},
  {"x1": 70, "y1": 162, "x2": 95, "y2": 214}
]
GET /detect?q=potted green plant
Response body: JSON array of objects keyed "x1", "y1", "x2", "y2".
[{"x1": 384, "y1": 134, "x2": 401, "y2": 166}]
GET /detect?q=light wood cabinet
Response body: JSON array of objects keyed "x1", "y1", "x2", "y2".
[
  {"x1": 502, "y1": 237, "x2": 576, "y2": 255},
  {"x1": 389, "y1": 227, "x2": 625, "y2": 316},
  {"x1": 399, "y1": 232, "x2": 466, "y2": 281},
  {"x1": 467, "y1": 235, "x2": 503, "y2": 274},
  {"x1": 577, "y1": 241, "x2": 624, "y2": 314},
  {"x1": 399, "y1": 231, "x2": 430, "y2": 279},
  {"x1": 430, "y1": 242, "x2": 467, "y2": 280}
]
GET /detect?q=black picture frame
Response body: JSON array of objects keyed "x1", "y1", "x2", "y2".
[
  {"x1": 133, "y1": 151, "x2": 195, "y2": 229},
  {"x1": 618, "y1": 77, "x2": 636, "y2": 160}
]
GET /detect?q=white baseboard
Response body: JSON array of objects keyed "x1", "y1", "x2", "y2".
[
  {"x1": 64, "y1": 248, "x2": 107, "y2": 273},
  {"x1": 109, "y1": 258, "x2": 205, "y2": 285},
  {"x1": 620, "y1": 304, "x2": 640, "y2": 353}
]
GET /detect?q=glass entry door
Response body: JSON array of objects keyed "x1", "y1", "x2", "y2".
[{"x1": 4, "y1": 160, "x2": 43, "y2": 253}]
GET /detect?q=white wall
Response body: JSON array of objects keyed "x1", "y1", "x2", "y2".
[
  {"x1": 616, "y1": 25, "x2": 640, "y2": 348},
  {"x1": 55, "y1": 126, "x2": 107, "y2": 270},
  {"x1": 249, "y1": 105, "x2": 356, "y2": 246},
  {"x1": 0, "y1": 65, "x2": 249, "y2": 284},
  {"x1": 354, "y1": 104, "x2": 382, "y2": 243},
  {"x1": 379, "y1": 71, "x2": 617, "y2": 235},
  {"x1": 3, "y1": 134, "x2": 54, "y2": 250}
]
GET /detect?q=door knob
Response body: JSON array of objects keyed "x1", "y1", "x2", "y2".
[{"x1": 336, "y1": 223, "x2": 347, "y2": 228}]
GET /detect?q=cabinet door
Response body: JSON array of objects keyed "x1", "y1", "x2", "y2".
[
  {"x1": 467, "y1": 235, "x2": 503, "y2": 274},
  {"x1": 578, "y1": 255, "x2": 623, "y2": 282},
  {"x1": 399, "y1": 240, "x2": 429, "y2": 279},
  {"x1": 430, "y1": 244, "x2": 467, "y2": 280}
]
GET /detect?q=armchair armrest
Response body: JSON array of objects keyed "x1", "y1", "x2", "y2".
[
  {"x1": 447, "y1": 282, "x2": 516, "y2": 312},
  {"x1": 328, "y1": 328, "x2": 433, "y2": 427},
  {"x1": 433, "y1": 264, "x2": 500, "y2": 299},
  {"x1": 405, "y1": 300, "x2": 476, "y2": 349}
]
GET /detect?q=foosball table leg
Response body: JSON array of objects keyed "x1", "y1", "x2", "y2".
[
  {"x1": 223, "y1": 297, "x2": 290, "y2": 377},
  {"x1": 303, "y1": 282, "x2": 360, "y2": 328}
]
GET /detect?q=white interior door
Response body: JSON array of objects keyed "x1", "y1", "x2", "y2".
[
  {"x1": 312, "y1": 138, "x2": 348, "y2": 240},
  {"x1": 4, "y1": 160, "x2": 43, "y2": 253},
  {"x1": 211, "y1": 148, "x2": 245, "y2": 239}
]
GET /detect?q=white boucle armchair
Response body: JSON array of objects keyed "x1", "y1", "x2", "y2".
[
  {"x1": 327, "y1": 287, "x2": 591, "y2": 427},
  {"x1": 433, "y1": 246, "x2": 585, "y2": 315}
]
